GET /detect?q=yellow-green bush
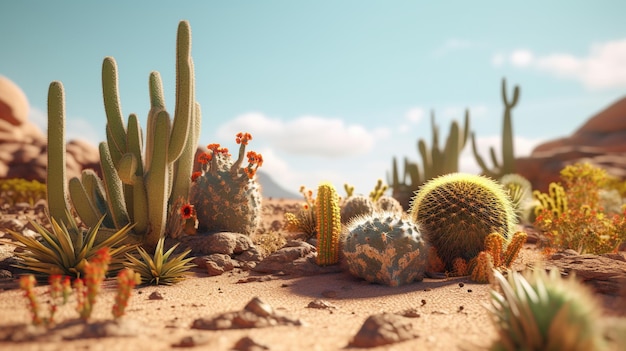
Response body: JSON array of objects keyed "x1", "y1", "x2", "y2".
[{"x1": 0, "y1": 178, "x2": 46, "y2": 207}]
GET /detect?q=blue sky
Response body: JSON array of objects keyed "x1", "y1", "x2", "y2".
[{"x1": 2, "y1": 1, "x2": 626, "y2": 196}]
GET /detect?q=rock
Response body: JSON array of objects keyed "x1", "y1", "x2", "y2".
[
  {"x1": 191, "y1": 297, "x2": 303, "y2": 330},
  {"x1": 173, "y1": 333, "x2": 213, "y2": 348},
  {"x1": 350, "y1": 313, "x2": 419, "y2": 348},
  {"x1": 253, "y1": 240, "x2": 342, "y2": 276},
  {"x1": 0, "y1": 77, "x2": 101, "y2": 182},
  {"x1": 149, "y1": 291, "x2": 164, "y2": 300},
  {"x1": 515, "y1": 96, "x2": 626, "y2": 192},
  {"x1": 0, "y1": 76, "x2": 29, "y2": 126},
  {"x1": 545, "y1": 252, "x2": 626, "y2": 296},
  {"x1": 179, "y1": 232, "x2": 253, "y2": 255},
  {"x1": 233, "y1": 336, "x2": 269, "y2": 351},
  {"x1": 202, "y1": 254, "x2": 236, "y2": 276},
  {"x1": 306, "y1": 299, "x2": 337, "y2": 310}
]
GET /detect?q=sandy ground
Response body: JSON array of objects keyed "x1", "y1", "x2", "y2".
[{"x1": 0, "y1": 199, "x2": 619, "y2": 350}]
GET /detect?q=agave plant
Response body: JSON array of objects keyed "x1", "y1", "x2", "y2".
[
  {"x1": 489, "y1": 268, "x2": 607, "y2": 351},
  {"x1": 124, "y1": 237, "x2": 194, "y2": 285},
  {"x1": 7, "y1": 212, "x2": 135, "y2": 277}
]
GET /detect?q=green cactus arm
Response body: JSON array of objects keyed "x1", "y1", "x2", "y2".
[
  {"x1": 418, "y1": 139, "x2": 432, "y2": 181},
  {"x1": 405, "y1": 158, "x2": 421, "y2": 188},
  {"x1": 144, "y1": 110, "x2": 171, "y2": 248},
  {"x1": 117, "y1": 153, "x2": 138, "y2": 185},
  {"x1": 388, "y1": 157, "x2": 401, "y2": 191},
  {"x1": 132, "y1": 175, "x2": 149, "y2": 235},
  {"x1": 168, "y1": 20, "x2": 193, "y2": 164},
  {"x1": 46, "y1": 81, "x2": 71, "y2": 226},
  {"x1": 80, "y1": 169, "x2": 113, "y2": 228},
  {"x1": 460, "y1": 109, "x2": 470, "y2": 147},
  {"x1": 145, "y1": 72, "x2": 166, "y2": 170},
  {"x1": 489, "y1": 146, "x2": 502, "y2": 173},
  {"x1": 102, "y1": 57, "x2": 127, "y2": 155},
  {"x1": 471, "y1": 132, "x2": 497, "y2": 178},
  {"x1": 105, "y1": 124, "x2": 124, "y2": 166},
  {"x1": 126, "y1": 113, "x2": 144, "y2": 177},
  {"x1": 99, "y1": 141, "x2": 130, "y2": 229},
  {"x1": 68, "y1": 177, "x2": 101, "y2": 228},
  {"x1": 501, "y1": 79, "x2": 518, "y2": 176},
  {"x1": 315, "y1": 182, "x2": 341, "y2": 266},
  {"x1": 442, "y1": 120, "x2": 461, "y2": 173}
]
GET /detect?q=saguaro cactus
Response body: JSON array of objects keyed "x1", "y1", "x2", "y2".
[
  {"x1": 471, "y1": 78, "x2": 520, "y2": 179},
  {"x1": 48, "y1": 21, "x2": 201, "y2": 248},
  {"x1": 315, "y1": 182, "x2": 341, "y2": 266}
]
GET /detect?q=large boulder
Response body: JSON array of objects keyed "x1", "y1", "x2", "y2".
[
  {"x1": 516, "y1": 96, "x2": 626, "y2": 192},
  {"x1": 0, "y1": 76, "x2": 100, "y2": 182}
]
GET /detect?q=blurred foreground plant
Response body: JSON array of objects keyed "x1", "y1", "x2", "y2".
[{"x1": 0, "y1": 178, "x2": 46, "y2": 207}]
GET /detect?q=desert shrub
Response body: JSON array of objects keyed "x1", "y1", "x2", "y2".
[
  {"x1": 534, "y1": 163, "x2": 626, "y2": 254},
  {"x1": 0, "y1": 178, "x2": 46, "y2": 206}
]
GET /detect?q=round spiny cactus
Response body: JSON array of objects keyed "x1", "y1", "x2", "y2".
[
  {"x1": 375, "y1": 195, "x2": 403, "y2": 214},
  {"x1": 409, "y1": 173, "x2": 516, "y2": 270},
  {"x1": 500, "y1": 173, "x2": 533, "y2": 223},
  {"x1": 340, "y1": 195, "x2": 374, "y2": 224},
  {"x1": 342, "y1": 212, "x2": 429, "y2": 287},
  {"x1": 490, "y1": 268, "x2": 606, "y2": 351}
]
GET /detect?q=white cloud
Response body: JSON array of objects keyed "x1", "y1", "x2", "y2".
[
  {"x1": 217, "y1": 112, "x2": 379, "y2": 158},
  {"x1": 432, "y1": 39, "x2": 475, "y2": 57},
  {"x1": 491, "y1": 53, "x2": 505, "y2": 67},
  {"x1": 510, "y1": 49, "x2": 534, "y2": 67},
  {"x1": 495, "y1": 39, "x2": 626, "y2": 90},
  {"x1": 28, "y1": 106, "x2": 47, "y2": 133},
  {"x1": 405, "y1": 107, "x2": 425, "y2": 124}
]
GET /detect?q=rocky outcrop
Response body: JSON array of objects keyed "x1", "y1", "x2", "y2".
[
  {"x1": 516, "y1": 96, "x2": 626, "y2": 192},
  {"x1": 0, "y1": 76, "x2": 100, "y2": 182}
]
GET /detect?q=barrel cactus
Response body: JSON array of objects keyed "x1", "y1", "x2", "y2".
[
  {"x1": 190, "y1": 132, "x2": 263, "y2": 235},
  {"x1": 340, "y1": 194, "x2": 374, "y2": 225},
  {"x1": 375, "y1": 195, "x2": 403, "y2": 214},
  {"x1": 409, "y1": 173, "x2": 517, "y2": 270},
  {"x1": 343, "y1": 212, "x2": 429, "y2": 287}
]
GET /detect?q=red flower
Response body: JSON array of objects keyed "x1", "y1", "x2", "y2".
[
  {"x1": 197, "y1": 152, "x2": 212, "y2": 165},
  {"x1": 191, "y1": 171, "x2": 202, "y2": 182},
  {"x1": 180, "y1": 203, "x2": 195, "y2": 220},
  {"x1": 206, "y1": 143, "x2": 221, "y2": 152},
  {"x1": 236, "y1": 132, "x2": 252, "y2": 145}
]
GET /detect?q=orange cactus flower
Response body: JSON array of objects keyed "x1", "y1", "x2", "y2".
[
  {"x1": 180, "y1": 203, "x2": 195, "y2": 220},
  {"x1": 236, "y1": 132, "x2": 252, "y2": 145},
  {"x1": 197, "y1": 152, "x2": 212, "y2": 165},
  {"x1": 206, "y1": 143, "x2": 221, "y2": 151},
  {"x1": 191, "y1": 171, "x2": 202, "y2": 182}
]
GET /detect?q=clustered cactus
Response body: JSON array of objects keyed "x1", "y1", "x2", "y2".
[
  {"x1": 342, "y1": 212, "x2": 429, "y2": 287},
  {"x1": 47, "y1": 21, "x2": 200, "y2": 249},
  {"x1": 189, "y1": 132, "x2": 263, "y2": 235}
]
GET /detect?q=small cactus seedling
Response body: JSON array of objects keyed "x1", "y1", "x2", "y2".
[
  {"x1": 343, "y1": 212, "x2": 429, "y2": 286},
  {"x1": 315, "y1": 182, "x2": 341, "y2": 266},
  {"x1": 489, "y1": 268, "x2": 607, "y2": 351},
  {"x1": 190, "y1": 132, "x2": 263, "y2": 235},
  {"x1": 469, "y1": 231, "x2": 527, "y2": 283},
  {"x1": 409, "y1": 173, "x2": 517, "y2": 270}
]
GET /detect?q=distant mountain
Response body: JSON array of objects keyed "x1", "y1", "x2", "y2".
[{"x1": 256, "y1": 171, "x2": 300, "y2": 199}]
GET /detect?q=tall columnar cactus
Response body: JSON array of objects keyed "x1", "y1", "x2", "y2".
[
  {"x1": 471, "y1": 78, "x2": 520, "y2": 179},
  {"x1": 388, "y1": 110, "x2": 470, "y2": 209},
  {"x1": 409, "y1": 173, "x2": 517, "y2": 270},
  {"x1": 190, "y1": 133, "x2": 263, "y2": 235},
  {"x1": 343, "y1": 212, "x2": 429, "y2": 286},
  {"x1": 315, "y1": 182, "x2": 341, "y2": 266},
  {"x1": 48, "y1": 21, "x2": 200, "y2": 248},
  {"x1": 47, "y1": 82, "x2": 71, "y2": 227}
]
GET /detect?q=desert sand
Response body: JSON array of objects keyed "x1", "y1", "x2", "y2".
[{"x1": 0, "y1": 198, "x2": 622, "y2": 351}]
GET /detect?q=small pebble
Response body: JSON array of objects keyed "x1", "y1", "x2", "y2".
[
  {"x1": 149, "y1": 291, "x2": 164, "y2": 300},
  {"x1": 458, "y1": 282, "x2": 464, "y2": 288}
]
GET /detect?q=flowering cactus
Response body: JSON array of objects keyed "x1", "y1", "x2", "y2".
[{"x1": 190, "y1": 132, "x2": 263, "y2": 235}]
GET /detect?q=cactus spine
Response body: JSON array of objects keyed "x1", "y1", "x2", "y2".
[
  {"x1": 343, "y1": 212, "x2": 429, "y2": 286},
  {"x1": 47, "y1": 21, "x2": 200, "y2": 248},
  {"x1": 409, "y1": 173, "x2": 517, "y2": 270},
  {"x1": 472, "y1": 78, "x2": 519, "y2": 179},
  {"x1": 315, "y1": 182, "x2": 341, "y2": 266},
  {"x1": 388, "y1": 110, "x2": 470, "y2": 209}
]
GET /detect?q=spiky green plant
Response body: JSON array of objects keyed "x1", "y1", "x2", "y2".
[
  {"x1": 343, "y1": 212, "x2": 429, "y2": 287},
  {"x1": 124, "y1": 237, "x2": 194, "y2": 285},
  {"x1": 489, "y1": 268, "x2": 607, "y2": 351},
  {"x1": 500, "y1": 173, "x2": 533, "y2": 223},
  {"x1": 409, "y1": 173, "x2": 517, "y2": 270},
  {"x1": 7, "y1": 213, "x2": 135, "y2": 277}
]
